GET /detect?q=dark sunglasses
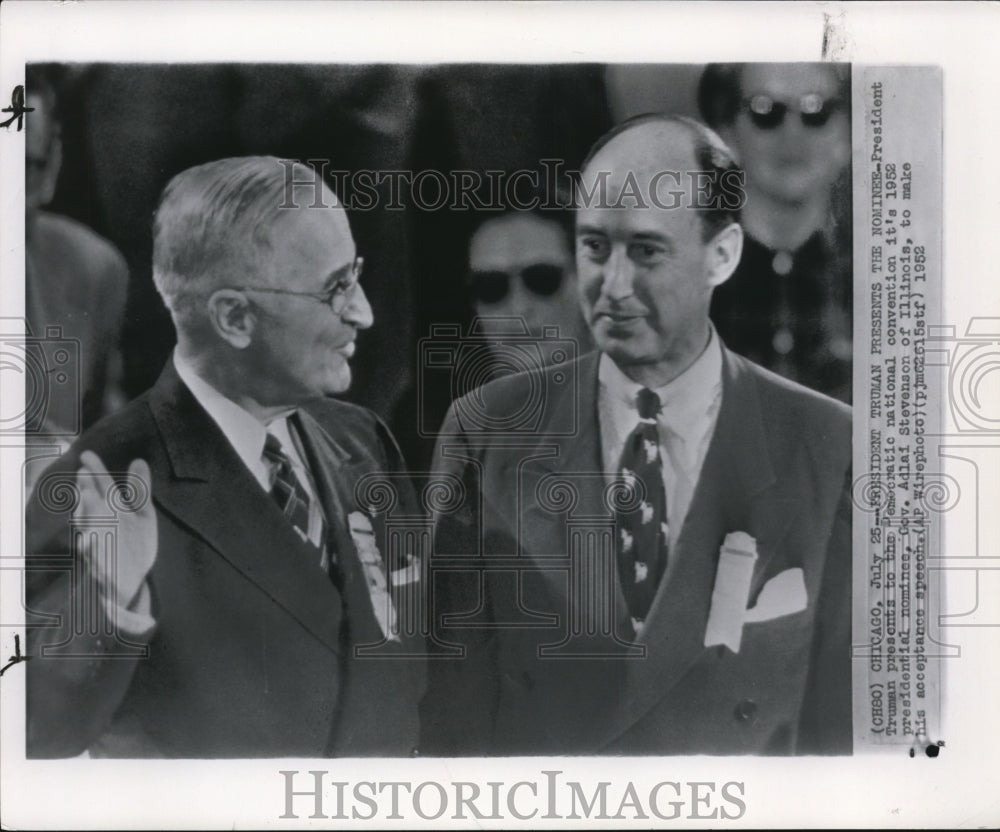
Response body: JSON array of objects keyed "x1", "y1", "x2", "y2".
[
  {"x1": 742, "y1": 93, "x2": 843, "y2": 129},
  {"x1": 467, "y1": 264, "x2": 565, "y2": 304}
]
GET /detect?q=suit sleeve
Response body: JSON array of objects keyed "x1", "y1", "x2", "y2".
[
  {"x1": 24, "y1": 460, "x2": 156, "y2": 759},
  {"x1": 797, "y1": 465, "x2": 854, "y2": 754},
  {"x1": 418, "y1": 403, "x2": 501, "y2": 755}
]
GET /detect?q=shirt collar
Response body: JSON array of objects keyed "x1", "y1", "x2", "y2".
[
  {"x1": 173, "y1": 348, "x2": 280, "y2": 473},
  {"x1": 598, "y1": 326, "x2": 724, "y2": 443}
]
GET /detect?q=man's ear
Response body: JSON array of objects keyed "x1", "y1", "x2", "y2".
[
  {"x1": 206, "y1": 289, "x2": 255, "y2": 349},
  {"x1": 705, "y1": 222, "x2": 744, "y2": 289}
]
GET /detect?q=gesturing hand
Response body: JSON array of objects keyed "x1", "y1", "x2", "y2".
[{"x1": 73, "y1": 450, "x2": 158, "y2": 609}]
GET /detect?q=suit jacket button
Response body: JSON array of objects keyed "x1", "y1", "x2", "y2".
[
  {"x1": 734, "y1": 699, "x2": 757, "y2": 723},
  {"x1": 411, "y1": 746, "x2": 420, "y2": 757}
]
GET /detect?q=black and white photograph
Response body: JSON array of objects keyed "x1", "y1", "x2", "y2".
[{"x1": 1, "y1": 1, "x2": 997, "y2": 828}]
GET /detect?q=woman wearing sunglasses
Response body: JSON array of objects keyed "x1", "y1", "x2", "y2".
[{"x1": 698, "y1": 63, "x2": 853, "y2": 404}]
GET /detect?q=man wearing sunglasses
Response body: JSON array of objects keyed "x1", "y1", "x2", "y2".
[
  {"x1": 25, "y1": 157, "x2": 425, "y2": 757},
  {"x1": 465, "y1": 209, "x2": 591, "y2": 362},
  {"x1": 424, "y1": 114, "x2": 852, "y2": 756},
  {"x1": 699, "y1": 63, "x2": 853, "y2": 404}
]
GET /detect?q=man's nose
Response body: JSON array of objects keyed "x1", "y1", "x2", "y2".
[
  {"x1": 776, "y1": 111, "x2": 809, "y2": 142},
  {"x1": 504, "y1": 277, "x2": 536, "y2": 317},
  {"x1": 601, "y1": 249, "x2": 636, "y2": 301},
  {"x1": 342, "y1": 283, "x2": 374, "y2": 330}
]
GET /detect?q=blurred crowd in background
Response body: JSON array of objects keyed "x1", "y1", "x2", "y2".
[{"x1": 24, "y1": 62, "x2": 852, "y2": 474}]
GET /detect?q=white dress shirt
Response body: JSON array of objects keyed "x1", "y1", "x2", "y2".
[
  {"x1": 598, "y1": 327, "x2": 724, "y2": 555},
  {"x1": 111, "y1": 353, "x2": 333, "y2": 638},
  {"x1": 174, "y1": 350, "x2": 326, "y2": 552},
  {"x1": 177, "y1": 352, "x2": 398, "y2": 639}
]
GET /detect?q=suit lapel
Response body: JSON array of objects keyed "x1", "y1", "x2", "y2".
[
  {"x1": 512, "y1": 353, "x2": 634, "y2": 644},
  {"x1": 294, "y1": 411, "x2": 387, "y2": 647},
  {"x1": 148, "y1": 361, "x2": 344, "y2": 657},
  {"x1": 600, "y1": 348, "x2": 800, "y2": 748},
  {"x1": 493, "y1": 352, "x2": 604, "y2": 553}
]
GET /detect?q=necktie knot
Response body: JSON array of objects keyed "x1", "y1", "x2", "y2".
[
  {"x1": 636, "y1": 388, "x2": 661, "y2": 420},
  {"x1": 263, "y1": 432, "x2": 287, "y2": 464}
]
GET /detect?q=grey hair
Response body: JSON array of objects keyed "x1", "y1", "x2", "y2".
[{"x1": 151, "y1": 156, "x2": 329, "y2": 327}]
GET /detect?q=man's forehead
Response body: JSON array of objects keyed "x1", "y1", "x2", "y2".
[
  {"x1": 584, "y1": 122, "x2": 698, "y2": 178},
  {"x1": 470, "y1": 214, "x2": 570, "y2": 267},
  {"x1": 277, "y1": 196, "x2": 351, "y2": 238},
  {"x1": 741, "y1": 64, "x2": 841, "y2": 98},
  {"x1": 575, "y1": 199, "x2": 701, "y2": 237},
  {"x1": 577, "y1": 122, "x2": 710, "y2": 219},
  {"x1": 267, "y1": 200, "x2": 356, "y2": 283}
]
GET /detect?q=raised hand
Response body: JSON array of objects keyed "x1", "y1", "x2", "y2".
[{"x1": 73, "y1": 450, "x2": 157, "y2": 609}]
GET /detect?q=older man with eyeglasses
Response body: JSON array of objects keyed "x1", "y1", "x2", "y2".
[{"x1": 25, "y1": 157, "x2": 425, "y2": 758}]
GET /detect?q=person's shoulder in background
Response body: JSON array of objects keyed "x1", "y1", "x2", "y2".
[
  {"x1": 30, "y1": 209, "x2": 129, "y2": 290},
  {"x1": 438, "y1": 351, "x2": 599, "y2": 438}
]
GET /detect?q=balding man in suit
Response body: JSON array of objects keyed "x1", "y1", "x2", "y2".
[{"x1": 422, "y1": 115, "x2": 852, "y2": 756}]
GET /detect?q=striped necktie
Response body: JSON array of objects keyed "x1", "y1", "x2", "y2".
[{"x1": 263, "y1": 430, "x2": 325, "y2": 555}]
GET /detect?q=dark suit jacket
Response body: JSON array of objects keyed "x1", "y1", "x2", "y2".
[
  {"x1": 25, "y1": 360, "x2": 425, "y2": 758},
  {"x1": 421, "y1": 348, "x2": 852, "y2": 755}
]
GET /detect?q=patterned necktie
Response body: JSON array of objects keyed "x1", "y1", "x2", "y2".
[
  {"x1": 263, "y1": 431, "x2": 325, "y2": 556},
  {"x1": 615, "y1": 387, "x2": 669, "y2": 635}
]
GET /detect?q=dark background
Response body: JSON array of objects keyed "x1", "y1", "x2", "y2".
[
  {"x1": 35, "y1": 63, "x2": 849, "y2": 472},
  {"x1": 44, "y1": 64, "x2": 617, "y2": 419}
]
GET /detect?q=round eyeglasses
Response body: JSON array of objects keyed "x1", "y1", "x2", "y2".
[{"x1": 229, "y1": 256, "x2": 364, "y2": 315}]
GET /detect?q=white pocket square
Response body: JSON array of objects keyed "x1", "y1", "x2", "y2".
[
  {"x1": 705, "y1": 531, "x2": 810, "y2": 654},
  {"x1": 743, "y1": 567, "x2": 808, "y2": 623}
]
